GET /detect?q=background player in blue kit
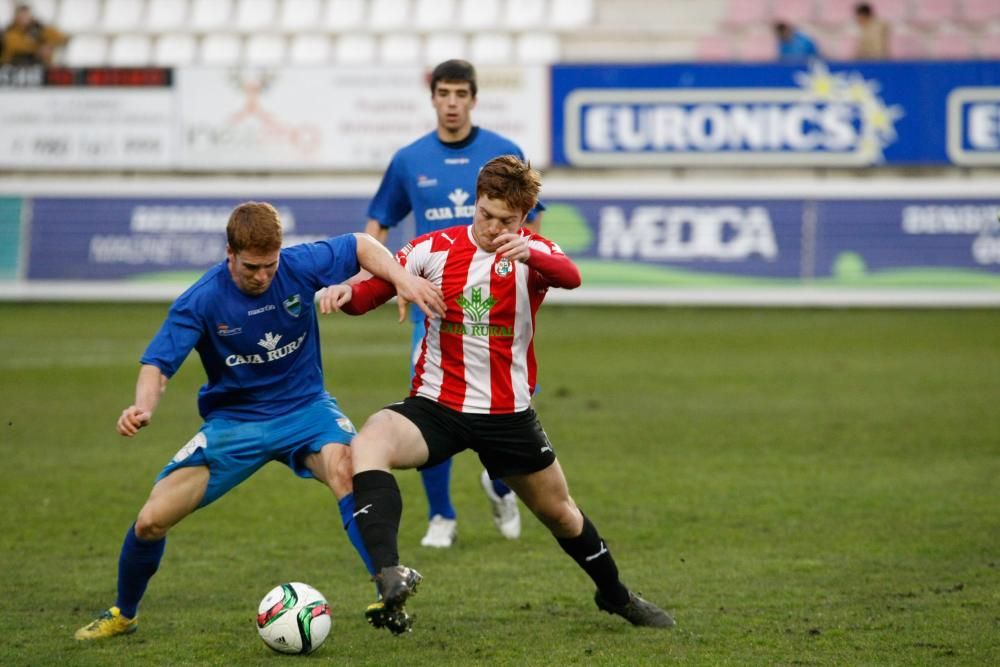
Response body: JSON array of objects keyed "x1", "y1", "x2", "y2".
[
  {"x1": 74, "y1": 202, "x2": 445, "y2": 641},
  {"x1": 364, "y1": 60, "x2": 543, "y2": 548}
]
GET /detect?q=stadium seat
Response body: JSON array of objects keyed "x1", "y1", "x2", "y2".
[
  {"x1": 819, "y1": 30, "x2": 857, "y2": 60},
  {"x1": 740, "y1": 29, "x2": 776, "y2": 60},
  {"x1": 928, "y1": 28, "x2": 976, "y2": 58},
  {"x1": 235, "y1": 0, "x2": 278, "y2": 31},
  {"x1": 458, "y1": 0, "x2": 500, "y2": 29},
  {"x1": 25, "y1": 0, "x2": 57, "y2": 23},
  {"x1": 870, "y1": 0, "x2": 912, "y2": 22},
  {"x1": 414, "y1": 0, "x2": 455, "y2": 29},
  {"x1": 324, "y1": 0, "x2": 366, "y2": 30},
  {"x1": 200, "y1": 33, "x2": 243, "y2": 65},
  {"x1": 697, "y1": 33, "x2": 737, "y2": 61},
  {"x1": 369, "y1": 0, "x2": 409, "y2": 29},
  {"x1": 58, "y1": 0, "x2": 102, "y2": 32},
  {"x1": 103, "y1": 0, "x2": 146, "y2": 32},
  {"x1": 288, "y1": 33, "x2": 332, "y2": 63},
  {"x1": 516, "y1": 31, "x2": 560, "y2": 63},
  {"x1": 191, "y1": 0, "x2": 234, "y2": 30},
  {"x1": 380, "y1": 33, "x2": 421, "y2": 63},
  {"x1": 245, "y1": 33, "x2": 286, "y2": 64},
  {"x1": 424, "y1": 32, "x2": 466, "y2": 64},
  {"x1": 721, "y1": 0, "x2": 770, "y2": 27},
  {"x1": 153, "y1": 33, "x2": 198, "y2": 65},
  {"x1": 889, "y1": 26, "x2": 928, "y2": 58},
  {"x1": 548, "y1": 0, "x2": 593, "y2": 29},
  {"x1": 503, "y1": 0, "x2": 547, "y2": 30},
  {"x1": 280, "y1": 0, "x2": 323, "y2": 29},
  {"x1": 335, "y1": 33, "x2": 377, "y2": 63},
  {"x1": 960, "y1": 0, "x2": 1000, "y2": 23},
  {"x1": 64, "y1": 34, "x2": 108, "y2": 66},
  {"x1": 976, "y1": 27, "x2": 1000, "y2": 57},
  {"x1": 910, "y1": 0, "x2": 960, "y2": 27},
  {"x1": 815, "y1": 0, "x2": 857, "y2": 25},
  {"x1": 470, "y1": 32, "x2": 513, "y2": 64},
  {"x1": 772, "y1": 0, "x2": 816, "y2": 24},
  {"x1": 108, "y1": 34, "x2": 152, "y2": 65},
  {"x1": 147, "y1": 0, "x2": 189, "y2": 30}
]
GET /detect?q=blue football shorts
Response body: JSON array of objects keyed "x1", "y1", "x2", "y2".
[{"x1": 156, "y1": 396, "x2": 357, "y2": 508}]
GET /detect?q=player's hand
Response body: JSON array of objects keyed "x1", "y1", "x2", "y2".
[
  {"x1": 318, "y1": 284, "x2": 353, "y2": 314},
  {"x1": 117, "y1": 405, "x2": 151, "y2": 437},
  {"x1": 494, "y1": 232, "x2": 531, "y2": 262},
  {"x1": 394, "y1": 275, "x2": 445, "y2": 322}
]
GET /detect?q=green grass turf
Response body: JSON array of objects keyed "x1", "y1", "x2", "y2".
[{"x1": 1, "y1": 303, "x2": 998, "y2": 666}]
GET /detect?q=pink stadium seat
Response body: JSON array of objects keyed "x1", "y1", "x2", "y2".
[
  {"x1": 910, "y1": 0, "x2": 959, "y2": 26},
  {"x1": 960, "y1": 0, "x2": 1000, "y2": 23},
  {"x1": 697, "y1": 34, "x2": 737, "y2": 61},
  {"x1": 722, "y1": 0, "x2": 771, "y2": 27},
  {"x1": 976, "y1": 29, "x2": 1000, "y2": 57},
  {"x1": 820, "y1": 31, "x2": 857, "y2": 60},
  {"x1": 870, "y1": 0, "x2": 912, "y2": 22},
  {"x1": 889, "y1": 28, "x2": 928, "y2": 58},
  {"x1": 772, "y1": 0, "x2": 816, "y2": 24},
  {"x1": 816, "y1": 0, "x2": 857, "y2": 25},
  {"x1": 928, "y1": 29, "x2": 976, "y2": 58},
  {"x1": 740, "y1": 30, "x2": 777, "y2": 60}
]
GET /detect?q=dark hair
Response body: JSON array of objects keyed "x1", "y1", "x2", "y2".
[
  {"x1": 226, "y1": 201, "x2": 283, "y2": 253},
  {"x1": 774, "y1": 21, "x2": 791, "y2": 37},
  {"x1": 430, "y1": 59, "x2": 477, "y2": 97},
  {"x1": 855, "y1": 3, "x2": 873, "y2": 17},
  {"x1": 476, "y1": 155, "x2": 540, "y2": 216}
]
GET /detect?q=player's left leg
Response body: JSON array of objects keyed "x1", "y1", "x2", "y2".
[{"x1": 505, "y1": 462, "x2": 675, "y2": 629}]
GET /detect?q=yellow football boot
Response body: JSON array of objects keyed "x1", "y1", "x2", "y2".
[{"x1": 74, "y1": 606, "x2": 138, "y2": 640}]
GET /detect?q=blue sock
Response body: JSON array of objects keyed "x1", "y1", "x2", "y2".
[
  {"x1": 115, "y1": 523, "x2": 165, "y2": 619},
  {"x1": 492, "y1": 478, "x2": 514, "y2": 498},
  {"x1": 338, "y1": 494, "x2": 375, "y2": 576},
  {"x1": 420, "y1": 458, "x2": 456, "y2": 520}
]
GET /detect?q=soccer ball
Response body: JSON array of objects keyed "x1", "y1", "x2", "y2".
[{"x1": 256, "y1": 582, "x2": 332, "y2": 654}]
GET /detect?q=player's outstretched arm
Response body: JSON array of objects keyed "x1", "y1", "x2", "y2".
[
  {"x1": 353, "y1": 233, "x2": 445, "y2": 320},
  {"x1": 117, "y1": 364, "x2": 167, "y2": 437}
]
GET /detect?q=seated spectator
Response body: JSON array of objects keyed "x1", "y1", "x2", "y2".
[
  {"x1": 1, "y1": 3, "x2": 67, "y2": 66},
  {"x1": 774, "y1": 21, "x2": 821, "y2": 63},
  {"x1": 854, "y1": 2, "x2": 889, "y2": 59}
]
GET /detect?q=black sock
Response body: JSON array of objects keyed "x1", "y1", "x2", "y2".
[
  {"x1": 556, "y1": 513, "x2": 630, "y2": 606},
  {"x1": 352, "y1": 470, "x2": 403, "y2": 573}
]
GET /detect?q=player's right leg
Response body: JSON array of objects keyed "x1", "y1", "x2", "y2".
[
  {"x1": 351, "y1": 402, "x2": 444, "y2": 633},
  {"x1": 75, "y1": 466, "x2": 208, "y2": 640}
]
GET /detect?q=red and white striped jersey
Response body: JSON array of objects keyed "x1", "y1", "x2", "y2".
[{"x1": 396, "y1": 224, "x2": 574, "y2": 414}]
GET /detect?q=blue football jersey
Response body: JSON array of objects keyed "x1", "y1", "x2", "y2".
[
  {"x1": 141, "y1": 235, "x2": 360, "y2": 421},
  {"x1": 367, "y1": 127, "x2": 542, "y2": 236}
]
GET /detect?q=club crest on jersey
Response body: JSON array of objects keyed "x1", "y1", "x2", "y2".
[
  {"x1": 494, "y1": 257, "x2": 514, "y2": 278},
  {"x1": 283, "y1": 293, "x2": 302, "y2": 317}
]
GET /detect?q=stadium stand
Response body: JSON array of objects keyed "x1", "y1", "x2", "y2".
[{"x1": 11, "y1": 0, "x2": 1000, "y2": 68}]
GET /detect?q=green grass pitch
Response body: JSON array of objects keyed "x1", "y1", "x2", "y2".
[{"x1": 1, "y1": 303, "x2": 998, "y2": 665}]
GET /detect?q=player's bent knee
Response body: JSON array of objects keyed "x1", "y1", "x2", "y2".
[{"x1": 134, "y1": 512, "x2": 170, "y2": 541}]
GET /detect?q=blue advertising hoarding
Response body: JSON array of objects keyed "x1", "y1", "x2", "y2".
[
  {"x1": 552, "y1": 60, "x2": 1000, "y2": 167},
  {"x1": 26, "y1": 197, "x2": 408, "y2": 281}
]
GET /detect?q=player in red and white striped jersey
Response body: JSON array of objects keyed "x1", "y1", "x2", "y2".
[{"x1": 321, "y1": 156, "x2": 674, "y2": 633}]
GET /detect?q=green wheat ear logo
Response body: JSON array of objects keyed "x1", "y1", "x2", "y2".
[{"x1": 456, "y1": 287, "x2": 496, "y2": 322}]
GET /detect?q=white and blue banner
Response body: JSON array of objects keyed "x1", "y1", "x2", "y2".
[{"x1": 552, "y1": 60, "x2": 1000, "y2": 167}]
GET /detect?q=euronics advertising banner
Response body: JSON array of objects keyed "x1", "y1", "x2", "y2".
[
  {"x1": 540, "y1": 196, "x2": 1000, "y2": 288},
  {"x1": 551, "y1": 60, "x2": 1000, "y2": 167},
  {"x1": 25, "y1": 197, "x2": 408, "y2": 281}
]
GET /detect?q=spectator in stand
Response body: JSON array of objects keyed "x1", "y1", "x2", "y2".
[
  {"x1": 0, "y1": 3, "x2": 67, "y2": 66},
  {"x1": 854, "y1": 2, "x2": 889, "y2": 59},
  {"x1": 774, "y1": 21, "x2": 822, "y2": 62}
]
